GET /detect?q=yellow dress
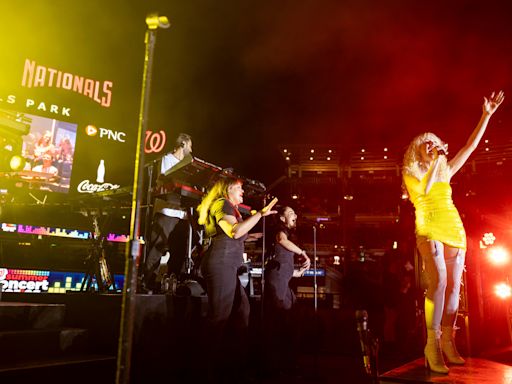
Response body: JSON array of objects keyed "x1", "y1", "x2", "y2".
[{"x1": 403, "y1": 169, "x2": 466, "y2": 250}]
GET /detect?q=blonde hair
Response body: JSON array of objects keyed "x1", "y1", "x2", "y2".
[
  {"x1": 197, "y1": 178, "x2": 242, "y2": 236},
  {"x1": 402, "y1": 132, "x2": 449, "y2": 180}
]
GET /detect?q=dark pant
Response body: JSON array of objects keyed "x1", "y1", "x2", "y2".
[
  {"x1": 144, "y1": 213, "x2": 187, "y2": 290},
  {"x1": 201, "y1": 251, "x2": 250, "y2": 383},
  {"x1": 264, "y1": 305, "x2": 298, "y2": 373}
]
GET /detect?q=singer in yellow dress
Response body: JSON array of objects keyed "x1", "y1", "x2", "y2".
[{"x1": 402, "y1": 91, "x2": 504, "y2": 374}]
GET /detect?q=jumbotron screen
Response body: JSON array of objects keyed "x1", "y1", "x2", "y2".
[
  {"x1": 0, "y1": 107, "x2": 78, "y2": 194},
  {"x1": 0, "y1": 58, "x2": 138, "y2": 200},
  {"x1": 0, "y1": 3, "x2": 146, "y2": 211}
]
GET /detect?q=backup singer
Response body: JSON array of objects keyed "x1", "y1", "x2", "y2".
[
  {"x1": 197, "y1": 178, "x2": 277, "y2": 382},
  {"x1": 142, "y1": 133, "x2": 193, "y2": 292},
  {"x1": 402, "y1": 90, "x2": 504, "y2": 373},
  {"x1": 263, "y1": 206, "x2": 310, "y2": 376}
]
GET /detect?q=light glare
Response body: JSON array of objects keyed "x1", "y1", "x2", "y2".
[
  {"x1": 488, "y1": 246, "x2": 510, "y2": 266},
  {"x1": 494, "y1": 282, "x2": 512, "y2": 299}
]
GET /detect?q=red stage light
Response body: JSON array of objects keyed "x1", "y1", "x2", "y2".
[
  {"x1": 494, "y1": 282, "x2": 512, "y2": 300},
  {"x1": 482, "y1": 232, "x2": 496, "y2": 246},
  {"x1": 488, "y1": 246, "x2": 510, "y2": 266}
]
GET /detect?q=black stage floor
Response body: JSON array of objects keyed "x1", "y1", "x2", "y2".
[
  {"x1": 379, "y1": 357, "x2": 512, "y2": 384},
  {"x1": 1, "y1": 294, "x2": 512, "y2": 383}
]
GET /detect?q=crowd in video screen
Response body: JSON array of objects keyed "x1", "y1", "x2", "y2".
[{"x1": 0, "y1": 108, "x2": 77, "y2": 193}]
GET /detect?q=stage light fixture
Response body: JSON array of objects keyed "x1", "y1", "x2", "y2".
[
  {"x1": 145, "y1": 13, "x2": 170, "y2": 29},
  {"x1": 482, "y1": 232, "x2": 496, "y2": 246},
  {"x1": 9, "y1": 155, "x2": 24, "y2": 171},
  {"x1": 291, "y1": 193, "x2": 298, "y2": 200},
  {"x1": 488, "y1": 246, "x2": 510, "y2": 266},
  {"x1": 494, "y1": 282, "x2": 512, "y2": 300}
]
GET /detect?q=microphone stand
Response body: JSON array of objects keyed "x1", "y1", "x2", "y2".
[
  {"x1": 116, "y1": 13, "x2": 170, "y2": 384},
  {"x1": 310, "y1": 223, "x2": 322, "y2": 381},
  {"x1": 260, "y1": 194, "x2": 267, "y2": 304},
  {"x1": 313, "y1": 225, "x2": 318, "y2": 312},
  {"x1": 259, "y1": 194, "x2": 267, "y2": 378},
  {"x1": 355, "y1": 310, "x2": 380, "y2": 381},
  {"x1": 140, "y1": 158, "x2": 158, "y2": 286}
]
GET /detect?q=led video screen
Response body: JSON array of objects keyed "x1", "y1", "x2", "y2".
[
  {"x1": 0, "y1": 3, "x2": 147, "y2": 216},
  {"x1": 0, "y1": 108, "x2": 78, "y2": 193}
]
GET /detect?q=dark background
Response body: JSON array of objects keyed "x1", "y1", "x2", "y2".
[
  {"x1": 2, "y1": 1, "x2": 512, "y2": 184},
  {"x1": 0, "y1": 0, "x2": 511, "y2": 229},
  {"x1": 1, "y1": 1, "x2": 512, "y2": 370}
]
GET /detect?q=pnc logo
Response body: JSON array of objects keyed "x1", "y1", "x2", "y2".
[
  {"x1": 85, "y1": 125, "x2": 126, "y2": 143},
  {"x1": 85, "y1": 125, "x2": 98, "y2": 136}
]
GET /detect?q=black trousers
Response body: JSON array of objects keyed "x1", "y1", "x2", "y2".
[
  {"x1": 201, "y1": 250, "x2": 250, "y2": 382},
  {"x1": 143, "y1": 213, "x2": 187, "y2": 290}
]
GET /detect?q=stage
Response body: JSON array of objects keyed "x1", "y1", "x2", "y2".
[
  {"x1": 1, "y1": 292, "x2": 512, "y2": 383},
  {"x1": 379, "y1": 357, "x2": 512, "y2": 384}
]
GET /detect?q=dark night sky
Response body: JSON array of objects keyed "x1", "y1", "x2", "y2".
[
  {"x1": 3, "y1": 0, "x2": 512, "y2": 187},
  {"x1": 146, "y1": 0, "x2": 512, "y2": 185}
]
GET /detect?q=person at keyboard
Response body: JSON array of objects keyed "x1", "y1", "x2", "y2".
[{"x1": 142, "y1": 133, "x2": 193, "y2": 293}]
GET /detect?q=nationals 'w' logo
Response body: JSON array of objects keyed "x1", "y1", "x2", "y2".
[{"x1": 145, "y1": 130, "x2": 166, "y2": 154}]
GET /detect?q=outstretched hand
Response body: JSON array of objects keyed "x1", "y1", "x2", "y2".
[
  {"x1": 483, "y1": 90, "x2": 505, "y2": 115},
  {"x1": 260, "y1": 197, "x2": 278, "y2": 217}
]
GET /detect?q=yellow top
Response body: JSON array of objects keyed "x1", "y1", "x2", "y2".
[{"x1": 403, "y1": 170, "x2": 466, "y2": 250}]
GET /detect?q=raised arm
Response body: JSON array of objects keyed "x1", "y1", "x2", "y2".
[
  {"x1": 424, "y1": 156, "x2": 443, "y2": 194},
  {"x1": 448, "y1": 91, "x2": 504, "y2": 178}
]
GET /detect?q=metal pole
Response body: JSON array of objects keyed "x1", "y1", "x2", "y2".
[
  {"x1": 116, "y1": 14, "x2": 170, "y2": 384},
  {"x1": 313, "y1": 225, "x2": 317, "y2": 311},
  {"x1": 259, "y1": 195, "x2": 267, "y2": 382},
  {"x1": 186, "y1": 206, "x2": 193, "y2": 275},
  {"x1": 141, "y1": 161, "x2": 155, "y2": 279},
  {"x1": 260, "y1": 195, "x2": 267, "y2": 311}
]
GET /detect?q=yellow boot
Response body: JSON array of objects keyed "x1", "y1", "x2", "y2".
[
  {"x1": 441, "y1": 326, "x2": 465, "y2": 365},
  {"x1": 424, "y1": 329, "x2": 449, "y2": 374}
]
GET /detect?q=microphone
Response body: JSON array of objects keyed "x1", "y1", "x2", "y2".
[
  {"x1": 146, "y1": 13, "x2": 171, "y2": 29},
  {"x1": 355, "y1": 310, "x2": 372, "y2": 376},
  {"x1": 436, "y1": 144, "x2": 448, "y2": 156}
]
